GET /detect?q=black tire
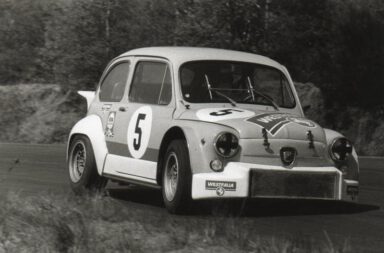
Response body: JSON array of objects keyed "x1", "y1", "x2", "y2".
[
  {"x1": 68, "y1": 135, "x2": 107, "y2": 194},
  {"x1": 161, "y1": 140, "x2": 192, "y2": 214}
]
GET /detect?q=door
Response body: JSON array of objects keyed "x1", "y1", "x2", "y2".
[
  {"x1": 103, "y1": 59, "x2": 175, "y2": 185},
  {"x1": 95, "y1": 60, "x2": 131, "y2": 141}
]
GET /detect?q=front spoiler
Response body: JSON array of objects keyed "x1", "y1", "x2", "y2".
[{"x1": 191, "y1": 162, "x2": 359, "y2": 201}]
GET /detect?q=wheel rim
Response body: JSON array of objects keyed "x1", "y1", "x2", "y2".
[
  {"x1": 69, "y1": 141, "x2": 86, "y2": 183},
  {"x1": 164, "y1": 152, "x2": 179, "y2": 202}
]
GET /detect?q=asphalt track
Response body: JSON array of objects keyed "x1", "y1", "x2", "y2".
[{"x1": 0, "y1": 143, "x2": 383, "y2": 252}]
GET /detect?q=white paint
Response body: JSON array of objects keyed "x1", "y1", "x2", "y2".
[
  {"x1": 68, "y1": 115, "x2": 107, "y2": 175},
  {"x1": 78, "y1": 91, "x2": 95, "y2": 109},
  {"x1": 103, "y1": 154, "x2": 157, "y2": 182},
  {"x1": 196, "y1": 108, "x2": 255, "y2": 122},
  {"x1": 127, "y1": 106, "x2": 153, "y2": 159}
]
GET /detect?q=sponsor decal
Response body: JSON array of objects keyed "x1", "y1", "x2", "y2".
[
  {"x1": 196, "y1": 108, "x2": 255, "y2": 122},
  {"x1": 205, "y1": 180, "x2": 237, "y2": 195},
  {"x1": 247, "y1": 113, "x2": 316, "y2": 136},
  {"x1": 127, "y1": 106, "x2": 153, "y2": 159},
  {"x1": 105, "y1": 112, "x2": 116, "y2": 137}
]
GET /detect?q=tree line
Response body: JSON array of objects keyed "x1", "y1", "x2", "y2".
[{"x1": 0, "y1": 0, "x2": 383, "y2": 109}]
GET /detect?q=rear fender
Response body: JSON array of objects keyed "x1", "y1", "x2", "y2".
[
  {"x1": 78, "y1": 91, "x2": 95, "y2": 110},
  {"x1": 67, "y1": 115, "x2": 107, "y2": 175}
]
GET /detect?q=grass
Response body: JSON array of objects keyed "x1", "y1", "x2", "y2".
[{"x1": 0, "y1": 191, "x2": 352, "y2": 253}]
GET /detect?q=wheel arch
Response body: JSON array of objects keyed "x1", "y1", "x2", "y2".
[
  {"x1": 67, "y1": 114, "x2": 108, "y2": 175},
  {"x1": 156, "y1": 126, "x2": 187, "y2": 185}
]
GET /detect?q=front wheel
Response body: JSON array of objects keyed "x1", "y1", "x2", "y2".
[
  {"x1": 162, "y1": 140, "x2": 192, "y2": 214},
  {"x1": 68, "y1": 135, "x2": 107, "y2": 194}
]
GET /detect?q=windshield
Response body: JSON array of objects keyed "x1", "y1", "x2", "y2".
[{"x1": 180, "y1": 61, "x2": 295, "y2": 108}]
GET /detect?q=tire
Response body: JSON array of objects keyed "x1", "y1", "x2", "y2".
[
  {"x1": 162, "y1": 140, "x2": 192, "y2": 214},
  {"x1": 68, "y1": 135, "x2": 107, "y2": 194}
]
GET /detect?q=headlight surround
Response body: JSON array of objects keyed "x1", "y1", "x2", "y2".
[
  {"x1": 329, "y1": 137, "x2": 353, "y2": 161},
  {"x1": 214, "y1": 132, "x2": 239, "y2": 158}
]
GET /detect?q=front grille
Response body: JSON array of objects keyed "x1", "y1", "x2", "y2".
[{"x1": 250, "y1": 170, "x2": 338, "y2": 199}]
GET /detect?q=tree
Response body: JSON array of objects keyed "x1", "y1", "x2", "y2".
[{"x1": 0, "y1": 0, "x2": 49, "y2": 83}]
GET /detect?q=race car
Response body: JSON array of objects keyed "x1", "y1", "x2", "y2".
[{"x1": 67, "y1": 47, "x2": 359, "y2": 214}]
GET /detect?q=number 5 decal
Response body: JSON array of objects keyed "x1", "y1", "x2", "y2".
[
  {"x1": 196, "y1": 108, "x2": 255, "y2": 122},
  {"x1": 133, "y1": 113, "x2": 146, "y2": 150},
  {"x1": 128, "y1": 106, "x2": 152, "y2": 159},
  {"x1": 210, "y1": 109, "x2": 243, "y2": 116}
]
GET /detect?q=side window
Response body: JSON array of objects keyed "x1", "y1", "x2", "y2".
[
  {"x1": 281, "y1": 77, "x2": 295, "y2": 107},
  {"x1": 159, "y1": 66, "x2": 172, "y2": 105},
  {"x1": 129, "y1": 61, "x2": 172, "y2": 105},
  {"x1": 99, "y1": 62, "x2": 130, "y2": 102}
]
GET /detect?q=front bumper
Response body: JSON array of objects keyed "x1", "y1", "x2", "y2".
[{"x1": 191, "y1": 162, "x2": 359, "y2": 201}]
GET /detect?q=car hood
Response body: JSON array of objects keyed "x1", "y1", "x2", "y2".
[{"x1": 177, "y1": 107, "x2": 326, "y2": 143}]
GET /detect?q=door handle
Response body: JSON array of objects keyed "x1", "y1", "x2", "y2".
[
  {"x1": 119, "y1": 107, "x2": 127, "y2": 112},
  {"x1": 101, "y1": 104, "x2": 112, "y2": 111}
]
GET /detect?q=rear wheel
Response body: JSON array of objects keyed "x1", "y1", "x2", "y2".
[
  {"x1": 68, "y1": 135, "x2": 107, "y2": 194},
  {"x1": 162, "y1": 140, "x2": 192, "y2": 214}
]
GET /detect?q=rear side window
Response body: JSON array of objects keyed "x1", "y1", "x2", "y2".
[
  {"x1": 129, "y1": 61, "x2": 172, "y2": 105},
  {"x1": 99, "y1": 62, "x2": 130, "y2": 102}
]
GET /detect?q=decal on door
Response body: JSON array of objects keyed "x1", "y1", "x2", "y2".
[
  {"x1": 196, "y1": 108, "x2": 255, "y2": 122},
  {"x1": 127, "y1": 106, "x2": 153, "y2": 159},
  {"x1": 247, "y1": 113, "x2": 316, "y2": 136},
  {"x1": 105, "y1": 112, "x2": 116, "y2": 137}
]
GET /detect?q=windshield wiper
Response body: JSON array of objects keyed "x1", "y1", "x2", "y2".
[
  {"x1": 246, "y1": 76, "x2": 279, "y2": 111},
  {"x1": 204, "y1": 74, "x2": 237, "y2": 107}
]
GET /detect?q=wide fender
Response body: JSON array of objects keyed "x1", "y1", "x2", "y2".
[
  {"x1": 179, "y1": 125, "x2": 210, "y2": 174},
  {"x1": 67, "y1": 114, "x2": 107, "y2": 175},
  {"x1": 78, "y1": 91, "x2": 95, "y2": 109},
  {"x1": 176, "y1": 121, "x2": 240, "y2": 174}
]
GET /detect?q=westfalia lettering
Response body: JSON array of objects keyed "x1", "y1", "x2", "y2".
[
  {"x1": 247, "y1": 113, "x2": 316, "y2": 136},
  {"x1": 257, "y1": 114, "x2": 286, "y2": 123},
  {"x1": 205, "y1": 181, "x2": 236, "y2": 191}
]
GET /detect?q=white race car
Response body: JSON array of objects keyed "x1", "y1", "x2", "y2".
[{"x1": 67, "y1": 47, "x2": 359, "y2": 214}]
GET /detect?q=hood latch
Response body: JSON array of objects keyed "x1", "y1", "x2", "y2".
[{"x1": 262, "y1": 128, "x2": 270, "y2": 148}]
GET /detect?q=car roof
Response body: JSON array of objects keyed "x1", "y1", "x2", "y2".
[{"x1": 118, "y1": 47, "x2": 283, "y2": 69}]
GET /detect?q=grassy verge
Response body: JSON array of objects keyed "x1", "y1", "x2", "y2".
[{"x1": 0, "y1": 191, "x2": 351, "y2": 253}]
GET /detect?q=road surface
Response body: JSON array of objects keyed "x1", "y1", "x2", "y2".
[{"x1": 0, "y1": 143, "x2": 383, "y2": 252}]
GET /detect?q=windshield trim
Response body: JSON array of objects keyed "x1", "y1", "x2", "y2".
[{"x1": 178, "y1": 60, "x2": 297, "y2": 109}]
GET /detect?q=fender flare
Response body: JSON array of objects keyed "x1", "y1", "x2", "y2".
[
  {"x1": 67, "y1": 114, "x2": 107, "y2": 175},
  {"x1": 176, "y1": 121, "x2": 239, "y2": 174},
  {"x1": 179, "y1": 126, "x2": 204, "y2": 173}
]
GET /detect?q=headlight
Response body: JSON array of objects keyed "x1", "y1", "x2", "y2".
[
  {"x1": 214, "y1": 132, "x2": 239, "y2": 158},
  {"x1": 329, "y1": 137, "x2": 353, "y2": 161}
]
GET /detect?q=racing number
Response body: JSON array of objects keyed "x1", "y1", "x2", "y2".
[
  {"x1": 210, "y1": 109, "x2": 243, "y2": 116},
  {"x1": 127, "y1": 106, "x2": 152, "y2": 159},
  {"x1": 133, "y1": 113, "x2": 146, "y2": 150}
]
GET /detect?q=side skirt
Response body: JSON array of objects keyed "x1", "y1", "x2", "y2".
[{"x1": 103, "y1": 173, "x2": 160, "y2": 189}]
